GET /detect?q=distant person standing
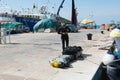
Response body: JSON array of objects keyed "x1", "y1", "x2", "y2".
[{"x1": 58, "y1": 23, "x2": 71, "y2": 51}]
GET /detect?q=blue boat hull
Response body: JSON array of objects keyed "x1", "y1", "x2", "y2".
[{"x1": 14, "y1": 16, "x2": 41, "y2": 32}]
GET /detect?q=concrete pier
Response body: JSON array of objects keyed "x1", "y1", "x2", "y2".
[{"x1": 0, "y1": 29, "x2": 112, "y2": 80}]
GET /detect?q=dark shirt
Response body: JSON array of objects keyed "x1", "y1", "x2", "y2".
[{"x1": 58, "y1": 26, "x2": 71, "y2": 39}]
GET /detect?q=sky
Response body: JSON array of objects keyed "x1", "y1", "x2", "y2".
[{"x1": 0, "y1": 0, "x2": 120, "y2": 25}]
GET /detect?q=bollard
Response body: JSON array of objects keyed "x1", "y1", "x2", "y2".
[
  {"x1": 101, "y1": 31, "x2": 104, "y2": 34},
  {"x1": 87, "y1": 33, "x2": 92, "y2": 40}
]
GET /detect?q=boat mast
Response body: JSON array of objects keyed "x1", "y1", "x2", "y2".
[{"x1": 71, "y1": 0, "x2": 77, "y2": 26}]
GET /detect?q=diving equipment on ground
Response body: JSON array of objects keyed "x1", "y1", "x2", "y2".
[{"x1": 50, "y1": 46, "x2": 83, "y2": 68}]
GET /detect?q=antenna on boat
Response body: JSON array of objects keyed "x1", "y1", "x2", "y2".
[
  {"x1": 89, "y1": 11, "x2": 94, "y2": 19},
  {"x1": 33, "y1": 3, "x2": 36, "y2": 9}
]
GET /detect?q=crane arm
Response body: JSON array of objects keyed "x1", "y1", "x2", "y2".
[{"x1": 57, "y1": 0, "x2": 65, "y2": 16}]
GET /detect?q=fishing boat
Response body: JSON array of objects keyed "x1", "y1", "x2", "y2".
[
  {"x1": 0, "y1": 1, "x2": 58, "y2": 32},
  {"x1": 14, "y1": 12, "x2": 57, "y2": 32},
  {"x1": 0, "y1": 0, "x2": 75, "y2": 32},
  {"x1": 0, "y1": 12, "x2": 15, "y2": 22},
  {"x1": 0, "y1": 0, "x2": 15, "y2": 22},
  {"x1": 14, "y1": 0, "x2": 71, "y2": 32},
  {"x1": 18, "y1": 0, "x2": 77, "y2": 32}
]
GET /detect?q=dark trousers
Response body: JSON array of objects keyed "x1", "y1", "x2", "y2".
[{"x1": 61, "y1": 37, "x2": 69, "y2": 51}]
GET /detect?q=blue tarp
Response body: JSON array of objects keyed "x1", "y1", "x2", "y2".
[{"x1": 33, "y1": 18, "x2": 60, "y2": 32}]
